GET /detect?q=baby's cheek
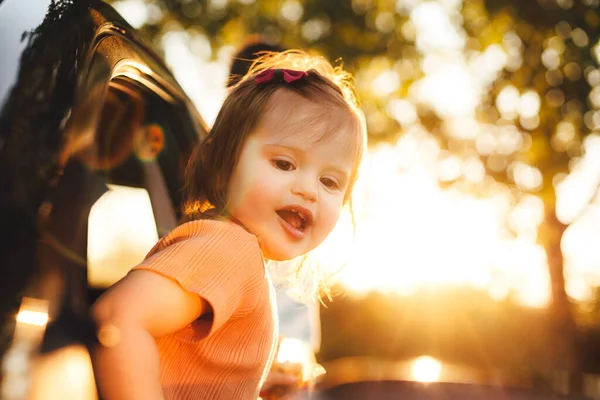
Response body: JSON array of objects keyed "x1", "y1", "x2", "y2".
[
  {"x1": 318, "y1": 199, "x2": 344, "y2": 239},
  {"x1": 256, "y1": 168, "x2": 285, "y2": 193}
]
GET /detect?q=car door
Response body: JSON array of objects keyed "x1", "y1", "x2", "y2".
[{"x1": 0, "y1": 1, "x2": 208, "y2": 396}]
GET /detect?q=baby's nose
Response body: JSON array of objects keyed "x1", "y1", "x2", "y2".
[{"x1": 291, "y1": 176, "x2": 318, "y2": 202}]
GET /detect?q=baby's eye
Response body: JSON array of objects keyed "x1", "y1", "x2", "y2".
[
  {"x1": 320, "y1": 177, "x2": 340, "y2": 190},
  {"x1": 273, "y1": 159, "x2": 294, "y2": 171}
]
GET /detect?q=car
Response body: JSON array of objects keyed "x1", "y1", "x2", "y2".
[
  {"x1": 0, "y1": 0, "x2": 207, "y2": 396},
  {"x1": 0, "y1": 1, "x2": 595, "y2": 399}
]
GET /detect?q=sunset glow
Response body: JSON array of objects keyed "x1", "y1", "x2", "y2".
[{"x1": 110, "y1": 0, "x2": 600, "y2": 308}]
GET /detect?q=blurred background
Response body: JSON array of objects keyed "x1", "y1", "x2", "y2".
[
  {"x1": 2, "y1": 0, "x2": 600, "y2": 398},
  {"x1": 105, "y1": 0, "x2": 600, "y2": 382}
]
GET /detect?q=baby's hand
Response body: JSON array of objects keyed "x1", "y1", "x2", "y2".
[{"x1": 259, "y1": 367, "x2": 303, "y2": 399}]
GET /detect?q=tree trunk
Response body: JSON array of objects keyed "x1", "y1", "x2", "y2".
[{"x1": 541, "y1": 201, "x2": 582, "y2": 394}]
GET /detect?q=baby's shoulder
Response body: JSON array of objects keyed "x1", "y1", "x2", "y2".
[
  {"x1": 180, "y1": 219, "x2": 257, "y2": 244},
  {"x1": 156, "y1": 219, "x2": 263, "y2": 264}
]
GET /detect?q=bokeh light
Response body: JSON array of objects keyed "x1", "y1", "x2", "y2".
[
  {"x1": 106, "y1": 0, "x2": 600, "y2": 312},
  {"x1": 411, "y1": 356, "x2": 443, "y2": 383}
]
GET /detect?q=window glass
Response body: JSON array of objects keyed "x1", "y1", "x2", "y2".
[
  {"x1": 87, "y1": 184, "x2": 158, "y2": 288},
  {"x1": 85, "y1": 77, "x2": 201, "y2": 290}
]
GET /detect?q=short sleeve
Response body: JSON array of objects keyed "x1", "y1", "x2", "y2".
[{"x1": 132, "y1": 220, "x2": 265, "y2": 336}]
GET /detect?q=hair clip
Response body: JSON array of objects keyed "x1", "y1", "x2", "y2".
[{"x1": 255, "y1": 68, "x2": 309, "y2": 84}]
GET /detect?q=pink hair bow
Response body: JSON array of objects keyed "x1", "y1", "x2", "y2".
[{"x1": 255, "y1": 68, "x2": 309, "y2": 84}]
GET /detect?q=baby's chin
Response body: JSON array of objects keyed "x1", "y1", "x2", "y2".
[{"x1": 259, "y1": 241, "x2": 314, "y2": 262}]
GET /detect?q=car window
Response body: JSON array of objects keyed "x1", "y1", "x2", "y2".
[
  {"x1": 88, "y1": 184, "x2": 159, "y2": 289},
  {"x1": 84, "y1": 75, "x2": 204, "y2": 293}
]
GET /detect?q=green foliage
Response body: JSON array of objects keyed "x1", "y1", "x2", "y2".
[{"x1": 479, "y1": 0, "x2": 598, "y2": 184}]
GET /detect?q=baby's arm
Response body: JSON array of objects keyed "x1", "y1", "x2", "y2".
[{"x1": 91, "y1": 269, "x2": 208, "y2": 400}]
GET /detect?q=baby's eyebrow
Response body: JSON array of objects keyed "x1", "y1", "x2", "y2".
[
  {"x1": 262, "y1": 143, "x2": 307, "y2": 161},
  {"x1": 327, "y1": 166, "x2": 350, "y2": 182},
  {"x1": 263, "y1": 143, "x2": 303, "y2": 154}
]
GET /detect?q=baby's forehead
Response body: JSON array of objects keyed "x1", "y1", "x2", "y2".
[
  {"x1": 264, "y1": 89, "x2": 326, "y2": 119},
  {"x1": 259, "y1": 89, "x2": 356, "y2": 144}
]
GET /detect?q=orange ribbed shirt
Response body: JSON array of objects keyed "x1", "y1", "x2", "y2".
[{"x1": 132, "y1": 219, "x2": 278, "y2": 400}]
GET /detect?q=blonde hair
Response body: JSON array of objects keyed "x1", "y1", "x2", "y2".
[
  {"x1": 183, "y1": 50, "x2": 367, "y2": 301},
  {"x1": 245, "y1": 50, "x2": 363, "y2": 110}
]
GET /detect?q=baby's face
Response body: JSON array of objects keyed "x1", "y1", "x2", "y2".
[{"x1": 226, "y1": 90, "x2": 357, "y2": 261}]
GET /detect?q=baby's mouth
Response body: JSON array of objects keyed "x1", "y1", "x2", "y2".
[{"x1": 276, "y1": 207, "x2": 312, "y2": 231}]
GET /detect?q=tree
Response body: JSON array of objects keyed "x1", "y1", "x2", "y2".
[
  {"x1": 463, "y1": 0, "x2": 599, "y2": 387},
  {"x1": 111, "y1": 0, "x2": 600, "y2": 383}
]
